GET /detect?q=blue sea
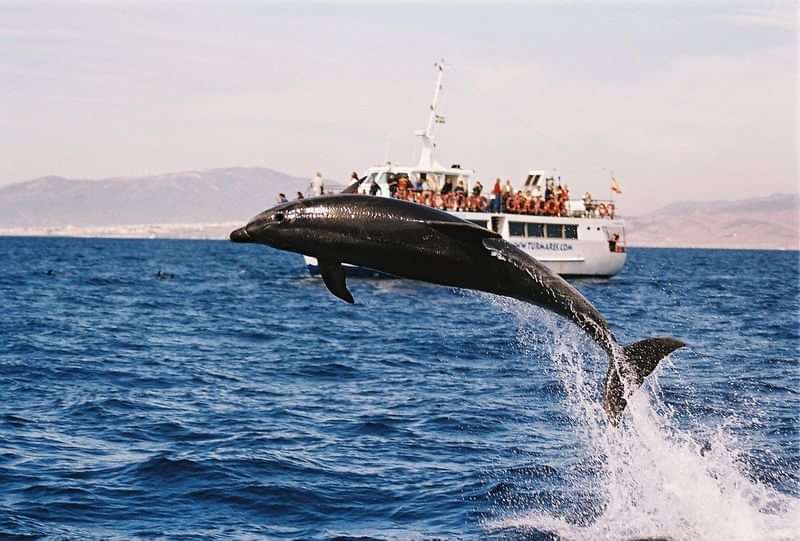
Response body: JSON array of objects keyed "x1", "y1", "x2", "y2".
[{"x1": 1, "y1": 237, "x2": 798, "y2": 540}]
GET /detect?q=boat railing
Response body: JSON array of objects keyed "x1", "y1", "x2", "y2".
[{"x1": 384, "y1": 189, "x2": 618, "y2": 219}]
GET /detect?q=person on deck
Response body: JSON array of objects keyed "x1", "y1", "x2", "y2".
[
  {"x1": 424, "y1": 175, "x2": 438, "y2": 192},
  {"x1": 441, "y1": 178, "x2": 454, "y2": 195},
  {"x1": 397, "y1": 175, "x2": 410, "y2": 192},
  {"x1": 310, "y1": 172, "x2": 324, "y2": 197},
  {"x1": 583, "y1": 192, "x2": 594, "y2": 217},
  {"x1": 276, "y1": 193, "x2": 288, "y2": 204},
  {"x1": 369, "y1": 179, "x2": 382, "y2": 196},
  {"x1": 387, "y1": 174, "x2": 398, "y2": 198},
  {"x1": 491, "y1": 178, "x2": 502, "y2": 212}
]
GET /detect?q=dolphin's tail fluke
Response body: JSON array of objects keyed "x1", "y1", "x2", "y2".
[{"x1": 604, "y1": 336, "x2": 686, "y2": 424}]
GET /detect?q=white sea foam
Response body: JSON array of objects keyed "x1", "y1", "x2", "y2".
[{"x1": 484, "y1": 299, "x2": 800, "y2": 541}]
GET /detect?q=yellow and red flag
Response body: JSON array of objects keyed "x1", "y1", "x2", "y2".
[{"x1": 611, "y1": 176, "x2": 622, "y2": 194}]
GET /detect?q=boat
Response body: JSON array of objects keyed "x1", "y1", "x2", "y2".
[{"x1": 305, "y1": 61, "x2": 626, "y2": 278}]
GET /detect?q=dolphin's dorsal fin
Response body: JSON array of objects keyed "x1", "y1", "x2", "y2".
[
  {"x1": 425, "y1": 220, "x2": 501, "y2": 242},
  {"x1": 340, "y1": 176, "x2": 365, "y2": 194},
  {"x1": 318, "y1": 259, "x2": 354, "y2": 304}
]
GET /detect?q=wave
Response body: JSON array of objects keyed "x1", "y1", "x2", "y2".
[{"x1": 484, "y1": 299, "x2": 800, "y2": 541}]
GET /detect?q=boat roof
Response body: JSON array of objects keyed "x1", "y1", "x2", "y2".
[{"x1": 364, "y1": 163, "x2": 475, "y2": 178}]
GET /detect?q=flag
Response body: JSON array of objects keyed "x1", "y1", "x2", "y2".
[
  {"x1": 435, "y1": 114, "x2": 446, "y2": 124},
  {"x1": 611, "y1": 176, "x2": 622, "y2": 194}
]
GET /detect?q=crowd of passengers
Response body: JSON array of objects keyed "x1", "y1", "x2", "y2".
[{"x1": 360, "y1": 172, "x2": 614, "y2": 218}]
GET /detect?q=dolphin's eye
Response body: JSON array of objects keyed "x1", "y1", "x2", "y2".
[{"x1": 274, "y1": 212, "x2": 285, "y2": 223}]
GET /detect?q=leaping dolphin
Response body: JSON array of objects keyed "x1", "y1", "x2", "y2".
[{"x1": 230, "y1": 195, "x2": 685, "y2": 423}]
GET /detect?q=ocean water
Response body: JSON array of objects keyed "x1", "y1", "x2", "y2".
[{"x1": 0, "y1": 236, "x2": 798, "y2": 540}]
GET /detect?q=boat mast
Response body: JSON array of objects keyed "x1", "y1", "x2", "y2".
[{"x1": 416, "y1": 59, "x2": 445, "y2": 170}]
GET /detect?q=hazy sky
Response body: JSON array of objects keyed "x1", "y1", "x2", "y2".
[{"x1": 0, "y1": 1, "x2": 796, "y2": 212}]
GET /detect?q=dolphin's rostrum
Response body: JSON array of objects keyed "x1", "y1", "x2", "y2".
[{"x1": 231, "y1": 195, "x2": 685, "y2": 423}]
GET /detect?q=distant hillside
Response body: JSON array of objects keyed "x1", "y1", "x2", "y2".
[
  {"x1": 626, "y1": 193, "x2": 799, "y2": 250},
  {"x1": 0, "y1": 167, "x2": 314, "y2": 228},
  {"x1": 1, "y1": 169, "x2": 796, "y2": 250}
]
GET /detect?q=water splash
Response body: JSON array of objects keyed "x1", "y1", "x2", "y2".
[{"x1": 484, "y1": 298, "x2": 800, "y2": 541}]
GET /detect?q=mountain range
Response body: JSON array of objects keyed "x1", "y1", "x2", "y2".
[
  {"x1": 0, "y1": 167, "x2": 311, "y2": 228},
  {"x1": 625, "y1": 193, "x2": 799, "y2": 250},
  {"x1": 0, "y1": 167, "x2": 797, "y2": 250}
]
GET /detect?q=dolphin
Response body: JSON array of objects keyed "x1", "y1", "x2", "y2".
[{"x1": 230, "y1": 195, "x2": 685, "y2": 423}]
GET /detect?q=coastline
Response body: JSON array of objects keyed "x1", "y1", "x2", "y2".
[{"x1": 1, "y1": 223, "x2": 797, "y2": 251}]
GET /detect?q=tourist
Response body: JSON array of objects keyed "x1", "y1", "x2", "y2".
[
  {"x1": 583, "y1": 191, "x2": 594, "y2": 217},
  {"x1": 310, "y1": 172, "x2": 323, "y2": 197},
  {"x1": 441, "y1": 178, "x2": 454, "y2": 195},
  {"x1": 369, "y1": 179, "x2": 382, "y2": 196},
  {"x1": 387, "y1": 174, "x2": 398, "y2": 198},
  {"x1": 424, "y1": 175, "x2": 438, "y2": 192},
  {"x1": 491, "y1": 178, "x2": 502, "y2": 212}
]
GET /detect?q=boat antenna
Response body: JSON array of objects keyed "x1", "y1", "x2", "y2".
[{"x1": 416, "y1": 59, "x2": 446, "y2": 170}]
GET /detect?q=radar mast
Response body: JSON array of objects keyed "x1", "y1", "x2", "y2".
[{"x1": 416, "y1": 60, "x2": 446, "y2": 171}]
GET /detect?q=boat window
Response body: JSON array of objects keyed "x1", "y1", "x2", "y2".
[
  {"x1": 509, "y1": 222, "x2": 526, "y2": 237},
  {"x1": 468, "y1": 219, "x2": 488, "y2": 229},
  {"x1": 527, "y1": 223, "x2": 544, "y2": 238},
  {"x1": 546, "y1": 224, "x2": 563, "y2": 238},
  {"x1": 564, "y1": 224, "x2": 578, "y2": 239}
]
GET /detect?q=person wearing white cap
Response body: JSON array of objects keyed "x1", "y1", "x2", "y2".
[{"x1": 310, "y1": 172, "x2": 324, "y2": 197}]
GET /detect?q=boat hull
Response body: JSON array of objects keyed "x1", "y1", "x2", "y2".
[
  {"x1": 302, "y1": 209, "x2": 626, "y2": 279},
  {"x1": 452, "y1": 210, "x2": 627, "y2": 277}
]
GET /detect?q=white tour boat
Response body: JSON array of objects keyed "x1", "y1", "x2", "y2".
[{"x1": 305, "y1": 62, "x2": 626, "y2": 278}]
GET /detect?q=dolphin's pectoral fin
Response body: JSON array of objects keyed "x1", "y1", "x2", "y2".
[
  {"x1": 482, "y1": 238, "x2": 547, "y2": 277},
  {"x1": 425, "y1": 220, "x2": 501, "y2": 243},
  {"x1": 318, "y1": 259, "x2": 355, "y2": 304}
]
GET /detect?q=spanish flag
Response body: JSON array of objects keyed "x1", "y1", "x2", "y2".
[{"x1": 611, "y1": 176, "x2": 622, "y2": 194}]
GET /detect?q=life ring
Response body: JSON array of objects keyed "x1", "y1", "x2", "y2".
[
  {"x1": 443, "y1": 193, "x2": 455, "y2": 209},
  {"x1": 466, "y1": 196, "x2": 478, "y2": 211},
  {"x1": 406, "y1": 190, "x2": 416, "y2": 203},
  {"x1": 432, "y1": 193, "x2": 443, "y2": 209},
  {"x1": 545, "y1": 199, "x2": 559, "y2": 216},
  {"x1": 530, "y1": 198, "x2": 543, "y2": 215},
  {"x1": 505, "y1": 196, "x2": 519, "y2": 213},
  {"x1": 478, "y1": 196, "x2": 489, "y2": 211},
  {"x1": 606, "y1": 203, "x2": 615, "y2": 218},
  {"x1": 420, "y1": 192, "x2": 432, "y2": 207},
  {"x1": 522, "y1": 198, "x2": 534, "y2": 214},
  {"x1": 598, "y1": 203, "x2": 609, "y2": 217},
  {"x1": 455, "y1": 194, "x2": 466, "y2": 210},
  {"x1": 515, "y1": 195, "x2": 526, "y2": 213}
]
